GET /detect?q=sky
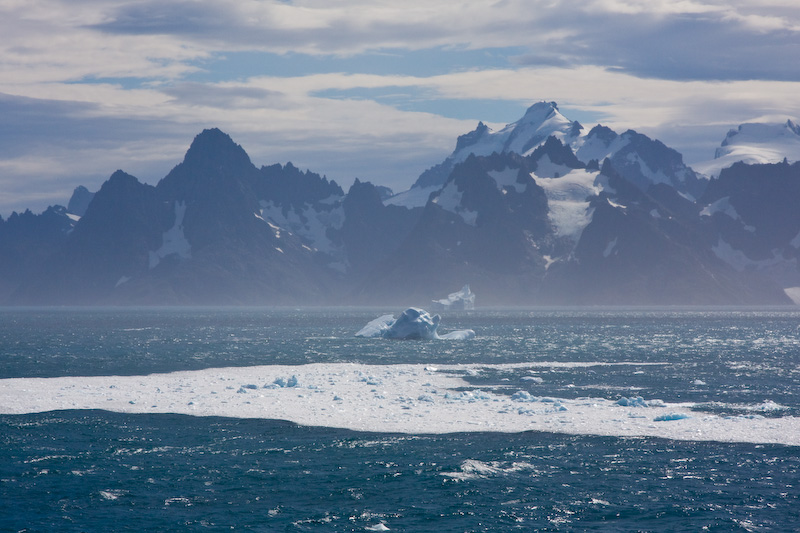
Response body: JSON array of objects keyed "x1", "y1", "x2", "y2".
[{"x1": 2, "y1": 0, "x2": 800, "y2": 217}]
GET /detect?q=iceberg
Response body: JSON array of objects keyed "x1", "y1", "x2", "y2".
[
  {"x1": 431, "y1": 285, "x2": 475, "y2": 311},
  {"x1": 355, "y1": 307, "x2": 475, "y2": 340}
]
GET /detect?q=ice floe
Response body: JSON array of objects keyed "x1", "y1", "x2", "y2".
[{"x1": 1, "y1": 362, "x2": 798, "y2": 446}]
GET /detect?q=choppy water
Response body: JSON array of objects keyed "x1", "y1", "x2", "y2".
[{"x1": 1, "y1": 307, "x2": 799, "y2": 531}]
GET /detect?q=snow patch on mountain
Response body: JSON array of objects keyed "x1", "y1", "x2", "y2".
[
  {"x1": 712, "y1": 240, "x2": 789, "y2": 272},
  {"x1": 534, "y1": 154, "x2": 574, "y2": 179},
  {"x1": 488, "y1": 167, "x2": 525, "y2": 193},
  {"x1": 574, "y1": 130, "x2": 627, "y2": 163},
  {"x1": 432, "y1": 182, "x2": 478, "y2": 226},
  {"x1": 259, "y1": 198, "x2": 344, "y2": 256},
  {"x1": 603, "y1": 238, "x2": 618, "y2": 258},
  {"x1": 700, "y1": 196, "x2": 739, "y2": 220},
  {"x1": 623, "y1": 151, "x2": 674, "y2": 186},
  {"x1": 700, "y1": 197, "x2": 756, "y2": 231},
  {"x1": 791, "y1": 229, "x2": 800, "y2": 249},
  {"x1": 533, "y1": 169, "x2": 601, "y2": 241},
  {"x1": 149, "y1": 201, "x2": 191, "y2": 269},
  {"x1": 385, "y1": 185, "x2": 438, "y2": 208}
]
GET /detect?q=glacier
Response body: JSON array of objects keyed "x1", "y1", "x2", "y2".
[{"x1": 356, "y1": 307, "x2": 475, "y2": 340}]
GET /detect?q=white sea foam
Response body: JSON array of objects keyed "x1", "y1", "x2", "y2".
[{"x1": 1, "y1": 363, "x2": 797, "y2": 446}]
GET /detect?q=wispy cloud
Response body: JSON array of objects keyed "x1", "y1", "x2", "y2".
[{"x1": 1, "y1": 0, "x2": 800, "y2": 216}]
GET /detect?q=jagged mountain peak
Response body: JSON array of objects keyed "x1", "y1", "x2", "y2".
[
  {"x1": 104, "y1": 169, "x2": 142, "y2": 189},
  {"x1": 586, "y1": 124, "x2": 618, "y2": 143},
  {"x1": 454, "y1": 121, "x2": 490, "y2": 152},
  {"x1": 157, "y1": 128, "x2": 261, "y2": 203},
  {"x1": 67, "y1": 185, "x2": 95, "y2": 217},
  {"x1": 528, "y1": 136, "x2": 585, "y2": 171},
  {"x1": 182, "y1": 128, "x2": 253, "y2": 169},
  {"x1": 260, "y1": 162, "x2": 344, "y2": 209},
  {"x1": 401, "y1": 101, "x2": 583, "y2": 198}
]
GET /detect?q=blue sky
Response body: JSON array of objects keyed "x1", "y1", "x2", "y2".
[{"x1": 2, "y1": 0, "x2": 800, "y2": 216}]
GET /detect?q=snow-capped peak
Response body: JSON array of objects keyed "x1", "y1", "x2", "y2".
[
  {"x1": 450, "y1": 101, "x2": 580, "y2": 164},
  {"x1": 395, "y1": 101, "x2": 584, "y2": 204},
  {"x1": 718, "y1": 120, "x2": 800, "y2": 156},
  {"x1": 694, "y1": 119, "x2": 800, "y2": 178}
]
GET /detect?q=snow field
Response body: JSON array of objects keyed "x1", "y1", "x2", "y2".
[{"x1": 1, "y1": 362, "x2": 798, "y2": 446}]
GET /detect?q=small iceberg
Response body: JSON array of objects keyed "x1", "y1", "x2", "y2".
[
  {"x1": 356, "y1": 307, "x2": 475, "y2": 340},
  {"x1": 431, "y1": 284, "x2": 475, "y2": 310}
]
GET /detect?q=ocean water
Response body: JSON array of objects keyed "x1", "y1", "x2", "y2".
[{"x1": 1, "y1": 307, "x2": 799, "y2": 531}]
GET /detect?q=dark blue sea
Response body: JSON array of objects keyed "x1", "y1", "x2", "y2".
[{"x1": 1, "y1": 307, "x2": 799, "y2": 531}]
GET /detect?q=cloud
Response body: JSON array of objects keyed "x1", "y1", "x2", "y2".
[
  {"x1": 2, "y1": 0, "x2": 800, "y2": 216},
  {"x1": 80, "y1": 1, "x2": 800, "y2": 81},
  {"x1": 0, "y1": 83, "x2": 471, "y2": 216}
]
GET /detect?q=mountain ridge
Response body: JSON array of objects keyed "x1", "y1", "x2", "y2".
[{"x1": 2, "y1": 105, "x2": 799, "y2": 306}]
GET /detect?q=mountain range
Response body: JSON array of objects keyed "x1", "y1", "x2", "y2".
[{"x1": 2, "y1": 101, "x2": 799, "y2": 306}]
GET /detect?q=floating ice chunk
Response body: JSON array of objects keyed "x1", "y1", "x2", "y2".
[
  {"x1": 99, "y1": 490, "x2": 126, "y2": 501},
  {"x1": 357, "y1": 372, "x2": 382, "y2": 386},
  {"x1": 756, "y1": 400, "x2": 788, "y2": 412},
  {"x1": 444, "y1": 390, "x2": 490, "y2": 402},
  {"x1": 270, "y1": 376, "x2": 299, "y2": 388},
  {"x1": 431, "y1": 284, "x2": 475, "y2": 310},
  {"x1": 354, "y1": 314, "x2": 396, "y2": 338},
  {"x1": 511, "y1": 390, "x2": 537, "y2": 402},
  {"x1": 365, "y1": 523, "x2": 390, "y2": 531},
  {"x1": 616, "y1": 396, "x2": 665, "y2": 408},
  {"x1": 355, "y1": 308, "x2": 475, "y2": 340},
  {"x1": 439, "y1": 329, "x2": 476, "y2": 340},
  {"x1": 521, "y1": 376, "x2": 544, "y2": 383},
  {"x1": 617, "y1": 396, "x2": 648, "y2": 408},
  {"x1": 654, "y1": 413, "x2": 692, "y2": 421},
  {"x1": 692, "y1": 379, "x2": 707, "y2": 386}
]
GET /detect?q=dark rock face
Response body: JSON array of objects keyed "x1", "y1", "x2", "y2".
[
  {"x1": 698, "y1": 160, "x2": 800, "y2": 291},
  {"x1": 539, "y1": 162, "x2": 787, "y2": 305},
  {"x1": 356, "y1": 152, "x2": 558, "y2": 305},
  {"x1": 8, "y1": 131, "x2": 339, "y2": 305},
  {"x1": 0, "y1": 206, "x2": 75, "y2": 300},
  {"x1": 338, "y1": 179, "x2": 422, "y2": 279},
  {"x1": 67, "y1": 186, "x2": 95, "y2": 217}
]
